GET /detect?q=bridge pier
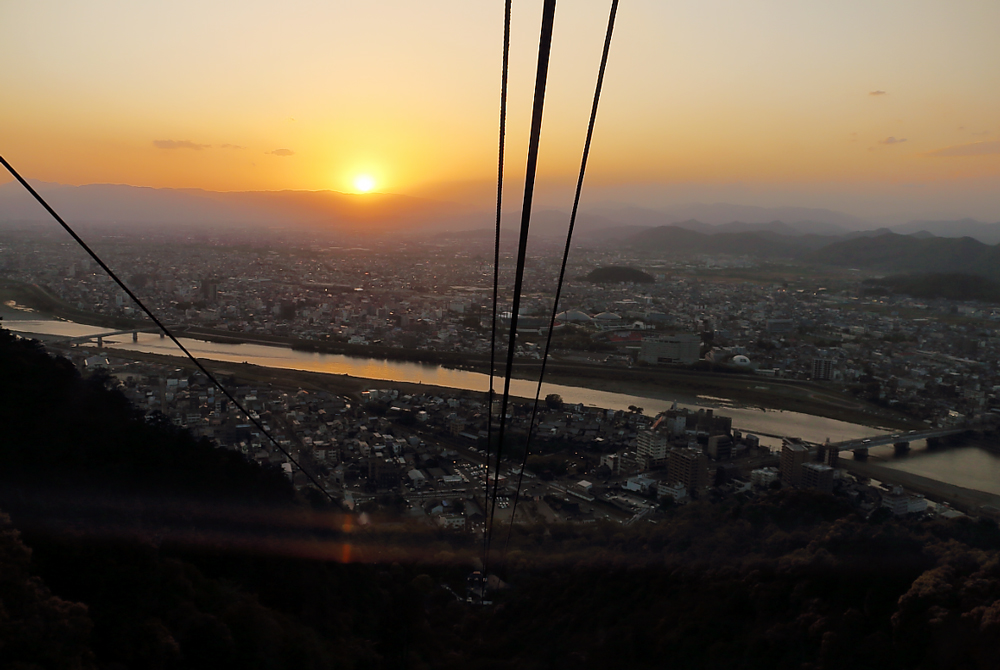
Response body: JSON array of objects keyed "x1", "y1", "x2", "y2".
[
  {"x1": 853, "y1": 447, "x2": 868, "y2": 461},
  {"x1": 133, "y1": 331, "x2": 138, "y2": 342},
  {"x1": 96, "y1": 336, "x2": 103, "y2": 348},
  {"x1": 893, "y1": 441, "x2": 910, "y2": 456},
  {"x1": 160, "y1": 332, "x2": 165, "y2": 339}
]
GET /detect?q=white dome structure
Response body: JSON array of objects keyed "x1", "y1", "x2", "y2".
[
  {"x1": 555, "y1": 309, "x2": 593, "y2": 323},
  {"x1": 731, "y1": 355, "x2": 751, "y2": 366}
]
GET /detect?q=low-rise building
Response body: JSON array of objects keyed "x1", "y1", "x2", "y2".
[
  {"x1": 657, "y1": 481, "x2": 688, "y2": 502},
  {"x1": 638, "y1": 334, "x2": 702, "y2": 365},
  {"x1": 801, "y1": 462, "x2": 834, "y2": 493},
  {"x1": 751, "y1": 466, "x2": 779, "y2": 488},
  {"x1": 882, "y1": 486, "x2": 928, "y2": 516}
]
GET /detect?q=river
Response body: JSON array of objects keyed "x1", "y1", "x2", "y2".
[
  {"x1": 867, "y1": 440, "x2": 1000, "y2": 497},
  {"x1": 9, "y1": 316, "x2": 1000, "y2": 495},
  {"x1": 5, "y1": 316, "x2": 885, "y2": 447}
]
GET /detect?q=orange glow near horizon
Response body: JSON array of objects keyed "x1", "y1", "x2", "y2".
[{"x1": 1, "y1": 1, "x2": 999, "y2": 220}]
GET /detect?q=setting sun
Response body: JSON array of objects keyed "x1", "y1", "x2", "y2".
[{"x1": 353, "y1": 175, "x2": 375, "y2": 193}]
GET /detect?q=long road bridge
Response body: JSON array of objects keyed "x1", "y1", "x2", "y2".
[
  {"x1": 55, "y1": 326, "x2": 167, "y2": 346},
  {"x1": 816, "y1": 427, "x2": 968, "y2": 459}
]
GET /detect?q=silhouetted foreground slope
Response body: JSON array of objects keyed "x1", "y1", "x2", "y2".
[
  {"x1": 2, "y1": 327, "x2": 1000, "y2": 669},
  {"x1": 0, "y1": 329, "x2": 293, "y2": 504}
]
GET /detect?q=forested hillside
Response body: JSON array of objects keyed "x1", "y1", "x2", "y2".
[{"x1": 3, "y1": 326, "x2": 1000, "y2": 669}]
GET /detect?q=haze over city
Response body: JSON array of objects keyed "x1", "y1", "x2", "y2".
[
  {"x1": 3, "y1": 0, "x2": 1000, "y2": 225},
  {"x1": 6, "y1": 3, "x2": 1000, "y2": 668}
]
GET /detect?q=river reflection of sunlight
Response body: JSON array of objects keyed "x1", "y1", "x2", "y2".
[
  {"x1": 695, "y1": 395, "x2": 737, "y2": 405},
  {"x1": 103, "y1": 333, "x2": 887, "y2": 445},
  {"x1": 6, "y1": 318, "x2": 886, "y2": 445},
  {"x1": 869, "y1": 441, "x2": 1000, "y2": 497}
]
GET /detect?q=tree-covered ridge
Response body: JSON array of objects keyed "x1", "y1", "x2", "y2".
[
  {"x1": 0, "y1": 327, "x2": 294, "y2": 504},
  {"x1": 460, "y1": 491, "x2": 1000, "y2": 670},
  {"x1": 584, "y1": 266, "x2": 655, "y2": 284},
  {"x1": 862, "y1": 272, "x2": 1000, "y2": 302},
  {"x1": 0, "y1": 513, "x2": 95, "y2": 669},
  {"x1": 3, "y1": 326, "x2": 1000, "y2": 668},
  {"x1": 808, "y1": 233, "x2": 1000, "y2": 280}
]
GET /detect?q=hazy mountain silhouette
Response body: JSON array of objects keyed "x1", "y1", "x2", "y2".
[
  {"x1": 1, "y1": 182, "x2": 881, "y2": 240},
  {"x1": 622, "y1": 225, "x2": 838, "y2": 257},
  {"x1": 0, "y1": 180, "x2": 485, "y2": 234},
  {"x1": 588, "y1": 203, "x2": 861, "y2": 233},
  {"x1": 890, "y1": 218, "x2": 1000, "y2": 245},
  {"x1": 806, "y1": 232, "x2": 1000, "y2": 280}
]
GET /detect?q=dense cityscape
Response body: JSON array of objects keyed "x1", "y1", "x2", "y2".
[
  {"x1": 3, "y1": 225, "x2": 999, "y2": 427},
  {"x1": 3, "y1": 225, "x2": 998, "y2": 535}
]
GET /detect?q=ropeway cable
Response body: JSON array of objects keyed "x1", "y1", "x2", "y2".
[
  {"x1": 482, "y1": 0, "x2": 557, "y2": 583},
  {"x1": 501, "y1": 0, "x2": 619, "y2": 569},
  {"x1": 482, "y1": 0, "x2": 513, "y2": 576},
  {"x1": 0, "y1": 155, "x2": 336, "y2": 503}
]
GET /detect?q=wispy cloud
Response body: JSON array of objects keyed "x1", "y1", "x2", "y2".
[
  {"x1": 219, "y1": 143, "x2": 246, "y2": 149},
  {"x1": 153, "y1": 139, "x2": 210, "y2": 150},
  {"x1": 879, "y1": 136, "x2": 907, "y2": 145},
  {"x1": 267, "y1": 148, "x2": 295, "y2": 156},
  {"x1": 926, "y1": 140, "x2": 1000, "y2": 157},
  {"x1": 869, "y1": 90, "x2": 886, "y2": 96}
]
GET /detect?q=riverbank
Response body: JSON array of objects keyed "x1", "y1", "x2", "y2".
[
  {"x1": 2, "y1": 287, "x2": 913, "y2": 430},
  {"x1": 173, "y1": 326, "x2": 913, "y2": 430},
  {"x1": 43, "y1": 342, "x2": 1000, "y2": 515},
  {"x1": 0, "y1": 280, "x2": 145, "y2": 330},
  {"x1": 45, "y1": 344, "x2": 508, "y2": 405},
  {"x1": 841, "y1": 458, "x2": 1000, "y2": 518}
]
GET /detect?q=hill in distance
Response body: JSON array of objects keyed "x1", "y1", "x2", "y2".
[
  {"x1": 863, "y1": 273, "x2": 1000, "y2": 302},
  {"x1": 0, "y1": 180, "x2": 485, "y2": 236},
  {"x1": 2, "y1": 181, "x2": 878, "y2": 240},
  {"x1": 588, "y1": 203, "x2": 863, "y2": 233},
  {"x1": 585, "y1": 266, "x2": 655, "y2": 284},
  {"x1": 890, "y1": 218, "x2": 1000, "y2": 245},
  {"x1": 806, "y1": 233, "x2": 1000, "y2": 281},
  {"x1": 9, "y1": 180, "x2": 1000, "y2": 251},
  {"x1": 621, "y1": 225, "x2": 837, "y2": 258}
]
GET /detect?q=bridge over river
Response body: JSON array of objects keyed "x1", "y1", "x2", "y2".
[
  {"x1": 818, "y1": 427, "x2": 967, "y2": 459},
  {"x1": 53, "y1": 326, "x2": 166, "y2": 346}
]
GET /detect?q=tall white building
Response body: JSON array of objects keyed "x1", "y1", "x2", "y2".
[{"x1": 637, "y1": 429, "x2": 668, "y2": 468}]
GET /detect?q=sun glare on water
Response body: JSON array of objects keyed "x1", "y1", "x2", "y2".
[{"x1": 353, "y1": 175, "x2": 375, "y2": 193}]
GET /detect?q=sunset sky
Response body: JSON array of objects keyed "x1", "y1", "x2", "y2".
[{"x1": 2, "y1": 0, "x2": 1000, "y2": 223}]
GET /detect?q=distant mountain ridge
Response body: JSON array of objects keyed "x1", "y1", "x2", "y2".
[
  {"x1": 0, "y1": 180, "x2": 484, "y2": 235},
  {"x1": 863, "y1": 273, "x2": 1000, "y2": 302},
  {"x1": 805, "y1": 233, "x2": 1000, "y2": 281},
  {"x1": 602, "y1": 225, "x2": 1000, "y2": 282},
  {"x1": 5, "y1": 181, "x2": 1000, "y2": 248},
  {"x1": 889, "y1": 218, "x2": 1000, "y2": 245},
  {"x1": 621, "y1": 225, "x2": 840, "y2": 258},
  {"x1": 588, "y1": 203, "x2": 863, "y2": 233}
]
